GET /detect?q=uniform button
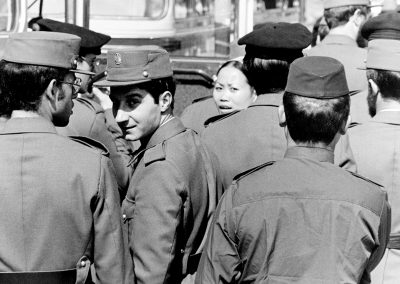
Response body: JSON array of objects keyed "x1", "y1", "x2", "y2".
[
  {"x1": 143, "y1": 71, "x2": 149, "y2": 77},
  {"x1": 180, "y1": 249, "x2": 185, "y2": 254},
  {"x1": 122, "y1": 214, "x2": 126, "y2": 219},
  {"x1": 81, "y1": 260, "x2": 86, "y2": 267}
]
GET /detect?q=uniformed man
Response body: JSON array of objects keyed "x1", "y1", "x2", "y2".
[
  {"x1": 34, "y1": 18, "x2": 134, "y2": 197},
  {"x1": 305, "y1": 0, "x2": 371, "y2": 124},
  {"x1": 340, "y1": 12, "x2": 400, "y2": 283},
  {"x1": 196, "y1": 56, "x2": 390, "y2": 283},
  {"x1": 0, "y1": 32, "x2": 132, "y2": 283},
  {"x1": 95, "y1": 46, "x2": 215, "y2": 284}
]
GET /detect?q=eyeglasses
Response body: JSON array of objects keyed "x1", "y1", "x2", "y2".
[{"x1": 58, "y1": 78, "x2": 82, "y2": 95}]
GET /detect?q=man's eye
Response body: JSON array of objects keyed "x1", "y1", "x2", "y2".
[{"x1": 127, "y1": 98, "x2": 141, "y2": 108}]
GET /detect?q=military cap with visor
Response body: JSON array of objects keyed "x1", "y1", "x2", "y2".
[
  {"x1": 359, "y1": 12, "x2": 400, "y2": 72},
  {"x1": 35, "y1": 18, "x2": 111, "y2": 56},
  {"x1": 323, "y1": 0, "x2": 371, "y2": 9},
  {"x1": 2, "y1": 31, "x2": 86, "y2": 74},
  {"x1": 238, "y1": 22, "x2": 312, "y2": 62},
  {"x1": 285, "y1": 56, "x2": 350, "y2": 99},
  {"x1": 95, "y1": 45, "x2": 173, "y2": 87}
]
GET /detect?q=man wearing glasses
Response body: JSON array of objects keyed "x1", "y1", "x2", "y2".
[
  {"x1": 34, "y1": 18, "x2": 134, "y2": 199},
  {"x1": 0, "y1": 32, "x2": 133, "y2": 284}
]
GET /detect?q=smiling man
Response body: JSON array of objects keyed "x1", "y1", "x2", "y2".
[
  {"x1": 95, "y1": 46, "x2": 215, "y2": 284},
  {"x1": 0, "y1": 32, "x2": 132, "y2": 283}
]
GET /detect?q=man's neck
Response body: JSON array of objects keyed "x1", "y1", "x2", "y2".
[
  {"x1": 328, "y1": 25, "x2": 357, "y2": 41},
  {"x1": 11, "y1": 110, "x2": 41, "y2": 119},
  {"x1": 377, "y1": 99, "x2": 400, "y2": 113}
]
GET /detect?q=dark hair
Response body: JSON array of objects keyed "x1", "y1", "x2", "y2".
[
  {"x1": 311, "y1": 16, "x2": 329, "y2": 46},
  {"x1": 283, "y1": 92, "x2": 350, "y2": 145},
  {"x1": 243, "y1": 55, "x2": 290, "y2": 94},
  {"x1": 324, "y1": 5, "x2": 370, "y2": 29},
  {"x1": 367, "y1": 69, "x2": 400, "y2": 101},
  {"x1": 0, "y1": 60, "x2": 68, "y2": 113},
  {"x1": 216, "y1": 59, "x2": 251, "y2": 81}
]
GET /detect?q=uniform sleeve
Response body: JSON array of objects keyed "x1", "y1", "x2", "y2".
[
  {"x1": 93, "y1": 156, "x2": 134, "y2": 284},
  {"x1": 126, "y1": 161, "x2": 186, "y2": 284},
  {"x1": 365, "y1": 193, "x2": 391, "y2": 273},
  {"x1": 92, "y1": 109, "x2": 134, "y2": 199},
  {"x1": 195, "y1": 189, "x2": 242, "y2": 284}
]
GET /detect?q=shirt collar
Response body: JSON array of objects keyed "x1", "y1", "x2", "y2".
[
  {"x1": 144, "y1": 117, "x2": 186, "y2": 149},
  {"x1": 0, "y1": 117, "x2": 57, "y2": 135},
  {"x1": 249, "y1": 92, "x2": 283, "y2": 108},
  {"x1": 321, "y1": 34, "x2": 358, "y2": 47},
  {"x1": 284, "y1": 146, "x2": 334, "y2": 163},
  {"x1": 371, "y1": 110, "x2": 400, "y2": 125}
]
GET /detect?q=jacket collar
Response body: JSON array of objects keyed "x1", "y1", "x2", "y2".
[
  {"x1": 321, "y1": 34, "x2": 358, "y2": 47},
  {"x1": 371, "y1": 110, "x2": 400, "y2": 125},
  {"x1": 249, "y1": 92, "x2": 283, "y2": 108},
  {"x1": 284, "y1": 146, "x2": 334, "y2": 163},
  {"x1": 143, "y1": 117, "x2": 186, "y2": 149},
  {"x1": 0, "y1": 117, "x2": 57, "y2": 135}
]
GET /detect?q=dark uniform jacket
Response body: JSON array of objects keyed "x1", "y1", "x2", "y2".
[
  {"x1": 121, "y1": 118, "x2": 215, "y2": 284},
  {"x1": 201, "y1": 93, "x2": 355, "y2": 195},
  {"x1": 196, "y1": 146, "x2": 391, "y2": 284},
  {"x1": 0, "y1": 117, "x2": 132, "y2": 284},
  {"x1": 305, "y1": 34, "x2": 370, "y2": 124},
  {"x1": 180, "y1": 97, "x2": 219, "y2": 133},
  {"x1": 57, "y1": 97, "x2": 134, "y2": 198},
  {"x1": 344, "y1": 111, "x2": 400, "y2": 283}
]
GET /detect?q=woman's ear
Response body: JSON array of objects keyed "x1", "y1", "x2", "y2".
[{"x1": 159, "y1": 91, "x2": 173, "y2": 113}]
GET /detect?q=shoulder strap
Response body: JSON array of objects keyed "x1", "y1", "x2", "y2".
[
  {"x1": 233, "y1": 161, "x2": 275, "y2": 184},
  {"x1": 68, "y1": 135, "x2": 109, "y2": 156},
  {"x1": 346, "y1": 170, "x2": 383, "y2": 187},
  {"x1": 192, "y1": 95, "x2": 213, "y2": 104},
  {"x1": 204, "y1": 111, "x2": 240, "y2": 127},
  {"x1": 143, "y1": 141, "x2": 166, "y2": 166}
]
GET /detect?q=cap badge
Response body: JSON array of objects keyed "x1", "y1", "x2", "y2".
[
  {"x1": 114, "y1": 53, "x2": 122, "y2": 65},
  {"x1": 143, "y1": 71, "x2": 149, "y2": 77}
]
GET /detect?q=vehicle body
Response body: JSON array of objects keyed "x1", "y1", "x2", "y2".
[{"x1": 1, "y1": 0, "x2": 306, "y2": 114}]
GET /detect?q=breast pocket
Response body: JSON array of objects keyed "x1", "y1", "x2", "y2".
[{"x1": 122, "y1": 197, "x2": 136, "y2": 249}]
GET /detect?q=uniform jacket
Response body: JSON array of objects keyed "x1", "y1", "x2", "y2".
[
  {"x1": 196, "y1": 146, "x2": 390, "y2": 284},
  {"x1": 305, "y1": 34, "x2": 371, "y2": 124},
  {"x1": 0, "y1": 117, "x2": 132, "y2": 284},
  {"x1": 57, "y1": 97, "x2": 134, "y2": 198},
  {"x1": 121, "y1": 118, "x2": 215, "y2": 284},
  {"x1": 345, "y1": 110, "x2": 400, "y2": 284},
  {"x1": 180, "y1": 97, "x2": 219, "y2": 133},
  {"x1": 201, "y1": 93, "x2": 356, "y2": 195}
]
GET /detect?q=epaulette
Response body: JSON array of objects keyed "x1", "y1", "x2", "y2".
[
  {"x1": 349, "y1": 90, "x2": 361, "y2": 96},
  {"x1": 204, "y1": 111, "x2": 240, "y2": 127},
  {"x1": 69, "y1": 135, "x2": 110, "y2": 157},
  {"x1": 346, "y1": 170, "x2": 383, "y2": 188},
  {"x1": 192, "y1": 95, "x2": 213, "y2": 104},
  {"x1": 349, "y1": 122, "x2": 361, "y2": 128},
  {"x1": 232, "y1": 161, "x2": 275, "y2": 184},
  {"x1": 144, "y1": 142, "x2": 166, "y2": 166}
]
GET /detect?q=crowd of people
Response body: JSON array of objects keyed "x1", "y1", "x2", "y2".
[{"x1": 0, "y1": 0, "x2": 400, "y2": 283}]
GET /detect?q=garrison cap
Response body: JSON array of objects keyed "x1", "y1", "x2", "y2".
[
  {"x1": 2, "y1": 31, "x2": 83, "y2": 73},
  {"x1": 36, "y1": 18, "x2": 111, "y2": 56},
  {"x1": 95, "y1": 45, "x2": 173, "y2": 87},
  {"x1": 323, "y1": 0, "x2": 370, "y2": 9},
  {"x1": 238, "y1": 22, "x2": 311, "y2": 62},
  {"x1": 361, "y1": 12, "x2": 400, "y2": 40},
  {"x1": 285, "y1": 56, "x2": 350, "y2": 99}
]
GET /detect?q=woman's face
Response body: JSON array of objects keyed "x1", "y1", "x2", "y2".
[{"x1": 213, "y1": 65, "x2": 256, "y2": 114}]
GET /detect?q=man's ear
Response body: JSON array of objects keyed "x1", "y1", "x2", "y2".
[
  {"x1": 352, "y1": 9, "x2": 365, "y2": 27},
  {"x1": 159, "y1": 91, "x2": 173, "y2": 113},
  {"x1": 340, "y1": 114, "x2": 352, "y2": 135},
  {"x1": 44, "y1": 79, "x2": 60, "y2": 111},
  {"x1": 368, "y1": 78, "x2": 379, "y2": 96},
  {"x1": 278, "y1": 104, "x2": 287, "y2": 127}
]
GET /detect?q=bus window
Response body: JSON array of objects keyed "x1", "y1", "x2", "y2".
[
  {"x1": 90, "y1": 0, "x2": 167, "y2": 20},
  {"x1": 254, "y1": 0, "x2": 301, "y2": 26},
  {"x1": 0, "y1": 0, "x2": 16, "y2": 32},
  {"x1": 27, "y1": 0, "x2": 66, "y2": 23}
]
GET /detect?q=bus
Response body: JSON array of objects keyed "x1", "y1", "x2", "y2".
[{"x1": 0, "y1": 0, "x2": 306, "y2": 114}]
